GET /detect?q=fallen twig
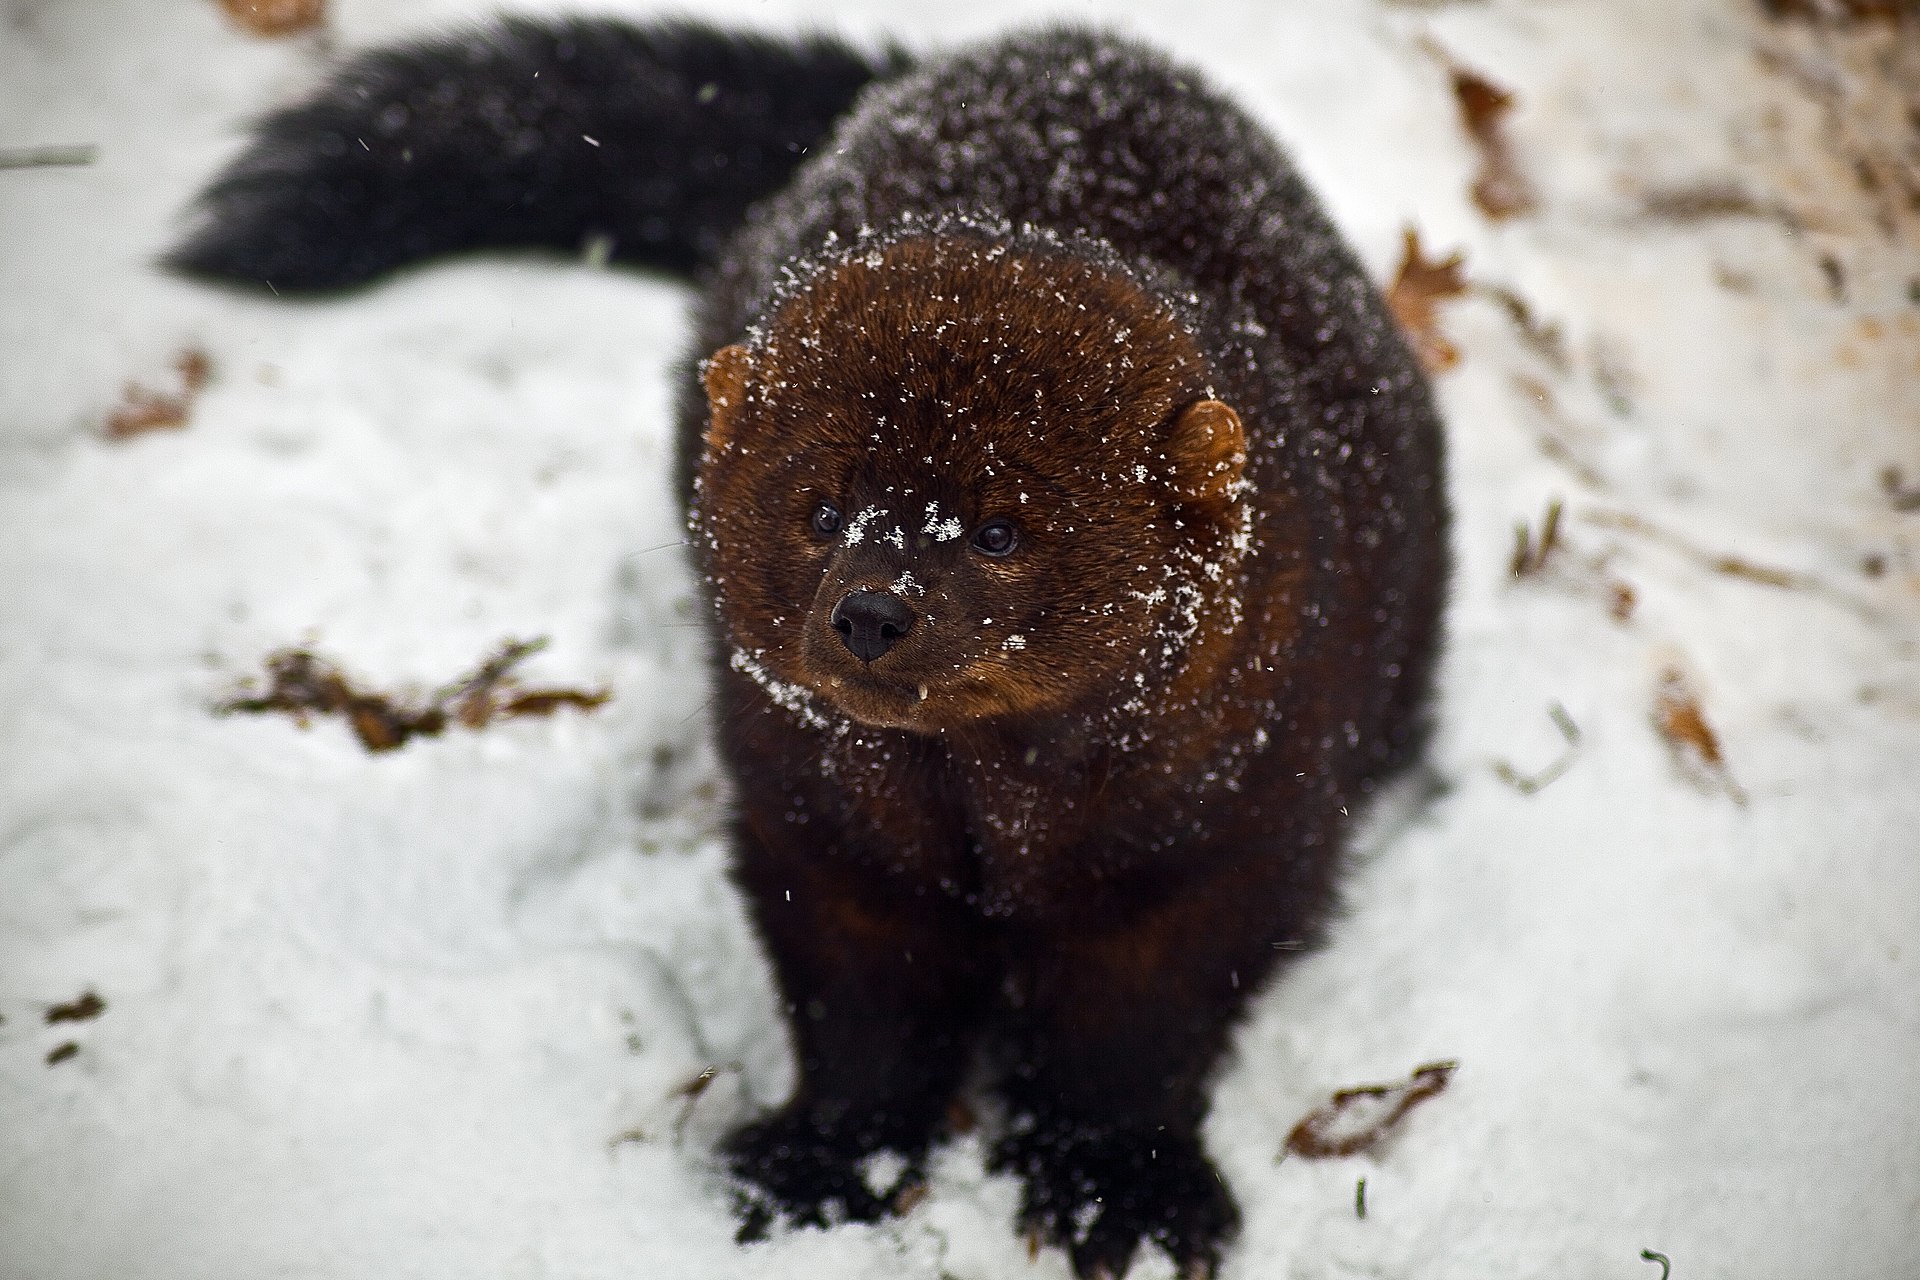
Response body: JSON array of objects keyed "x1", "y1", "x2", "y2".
[
  {"x1": 1584, "y1": 506, "x2": 1899, "y2": 636},
  {"x1": 1475, "y1": 282, "x2": 1568, "y2": 369},
  {"x1": 0, "y1": 144, "x2": 98, "y2": 170},
  {"x1": 671, "y1": 1061, "x2": 744, "y2": 1143},
  {"x1": 1586, "y1": 509, "x2": 1813, "y2": 591},
  {"x1": 1511, "y1": 376, "x2": 1608, "y2": 489},
  {"x1": 1761, "y1": 0, "x2": 1910, "y2": 21},
  {"x1": 1493, "y1": 702, "x2": 1581, "y2": 795},
  {"x1": 45, "y1": 992, "x2": 106, "y2": 1024},
  {"x1": 1510, "y1": 498, "x2": 1564, "y2": 578},
  {"x1": 435, "y1": 637, "x2": 548, "y2": 729}
]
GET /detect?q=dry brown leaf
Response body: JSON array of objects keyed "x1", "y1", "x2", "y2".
[
  {"x1": 1285, "y1": 1060, "x2": 1457, "y2": 1159},
  {"x1": 1450, "y1": 66, "x2": 1536, "y2": 219},
  {"x1": 1881, "y1": 466, "x2": 1920, "y2": 513},
  {"x1": 179, "y1": 348, "x2": 212, "y2": 393},
  {"x1": 500, "y1": 688, "x2": 614, "y2": 718},
  {"x1": 1385, "y1": 228, "x2": 1469, "y2": 374},
  {"x1": 105, "y1": 392, "x2": 187, "y2": 438},
  {"x1": 1608, "y1": 581, "x2": 1638, "y2": 622},
  {"x1": 216, "y1": 0, "x2": 326, "y2": 37},
  {"x1": 105, "y1": 348, "x2": 212, "y2": 440},
  {"x1": 1653, "y1": 667, "x2": 1749, "y2": 805},
  {"x1": 217, "y1": 639, "x2": 610, "y2": 753}
]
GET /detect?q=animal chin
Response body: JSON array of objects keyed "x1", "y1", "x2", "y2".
[{"x1": 814, "y1": 669, "x2": 936, "y2": 730}]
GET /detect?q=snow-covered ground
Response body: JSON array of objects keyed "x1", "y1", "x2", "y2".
[{"x1": 3, "y1": 1, "x2": 1916, "y2": 1277}]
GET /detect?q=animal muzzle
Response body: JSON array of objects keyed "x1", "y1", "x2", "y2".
[{"x1": 830, "y1": 590, "x2": 915, "y2": 663}]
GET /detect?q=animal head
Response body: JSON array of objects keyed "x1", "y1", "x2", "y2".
[{"x1": 692, "y1": 232, "x2": 1250, "y2": 734}]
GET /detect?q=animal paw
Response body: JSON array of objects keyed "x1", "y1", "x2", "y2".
[
  {"x1": 989, "y1": 1120, "x2": 1239, "y2": 1280},
  {"x1": 721, "y1": 1106, "x2": 925, "y2": 1241}
]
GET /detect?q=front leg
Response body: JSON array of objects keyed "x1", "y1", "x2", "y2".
[
  {"x1": 990, "y1": 857, "x2": 1318, "y2": 1279},
  {"x1": 724, "y1": 807, "x2": 985, "y2": 1237}
]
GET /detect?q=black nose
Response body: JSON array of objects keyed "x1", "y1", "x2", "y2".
[{"x1": 830, "y1": 590, "x2": 915, "y2": 663}]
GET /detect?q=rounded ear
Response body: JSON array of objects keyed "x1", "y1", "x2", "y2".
[
  {"x1": 701, "y1": 344, "x2": 752, "y2": 451},
  {"x1": 1165, "y1": 398, "x2": 1246, "y2": 505}
]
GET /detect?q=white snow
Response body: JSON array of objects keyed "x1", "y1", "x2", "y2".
[
  {"x1": 922, "y1": 502, "x2": 965, "y2": 542},
  {"x1": 3, "y1": 2, "x2": 1918, "y2": 1279}
]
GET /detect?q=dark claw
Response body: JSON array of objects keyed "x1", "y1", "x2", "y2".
[
  {"x1": 722, "y1": 1106, "x2": 925, "y2": 1239},
  {"x1": 990, "y1": 1120, "x2": 1238, "y2": 1280}
]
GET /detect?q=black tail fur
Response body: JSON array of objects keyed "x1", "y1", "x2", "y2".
[{"x1": 167, "y1": 18, "x2": 907, "y2": 291}]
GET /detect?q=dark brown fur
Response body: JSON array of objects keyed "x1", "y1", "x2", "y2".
[{"x1": 667, "y1": 30, "x2": 1450, "y2": 1278}]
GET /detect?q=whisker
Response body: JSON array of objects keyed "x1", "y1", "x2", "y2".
[{"x1": 627, "y1": 539, "x2": 692, "y2": 558}]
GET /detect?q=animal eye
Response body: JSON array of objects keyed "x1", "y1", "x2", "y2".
[
  {"x1": 971, "y1": 519, "x2": 1018, "y2": 557},
  {"x1": 810, "y1": 501, "x2": 843, "y2": 539}
]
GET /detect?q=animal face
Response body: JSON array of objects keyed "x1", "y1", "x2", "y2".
[{"x1": 691, "y1": 234, "x2": 1251, "y2": 733}]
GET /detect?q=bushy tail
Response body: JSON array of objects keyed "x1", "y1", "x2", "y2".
[{"x1": 167, "y1": 18, "x2": 907, "y2": 291}]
